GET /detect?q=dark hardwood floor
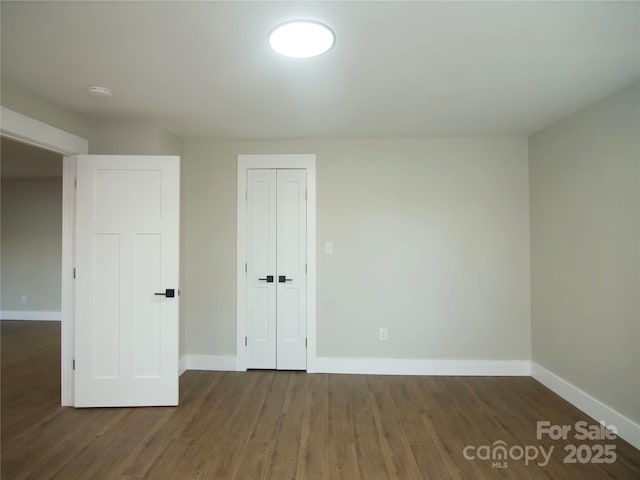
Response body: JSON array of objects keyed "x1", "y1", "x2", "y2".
[{"x1": 2, "y1": 320, "x2": 639, "y2": 479}]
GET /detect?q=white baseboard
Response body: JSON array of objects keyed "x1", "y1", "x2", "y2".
[
  {"x1": 310, "y1": 357, "x2": 531, "y2": 376},
  {"x1": 531, "y1": 362, "x2": 640, "y2": 450},
  {"x1": 186, "y1": 354, "x2": 237, "y2": 372},
  {"x1": 0, "y1": 310, "x2": 61, "y2": 321},
  {"x1": 181, "y1": 354, "x2": 528, "y2": 376},
  {"x1": 179, "y1": 356, "x2": 187, "y2": 377}
]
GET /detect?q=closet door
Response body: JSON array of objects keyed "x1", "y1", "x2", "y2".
[
  {"x1": 245, "y1": 169, "x2": 307, "y2": 370},
  {"x1": 276, "y1": 169, "x2": 307, "y2": 370},
  {"x1": 246, "y1": 169, "x2": 277, "y2": 369}
]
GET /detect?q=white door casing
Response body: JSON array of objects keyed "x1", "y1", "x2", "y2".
[
  {"x1": 74, "y1": 155, "x2": 180, "y2": 407},
  {"x1": 237, "y1": 154, "x2": 317, "y2": 372}
]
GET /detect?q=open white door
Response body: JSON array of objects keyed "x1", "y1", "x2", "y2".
[{"x1": 74, "y1": 155, "x2": 180, "y2": 407}]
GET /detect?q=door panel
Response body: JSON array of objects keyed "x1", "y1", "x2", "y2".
[
  {"x1": 133, "y1": 233, "x2": 162, "y2": 377},
  {"x1": 276, "y1": 170, "x2": 307, "y2": 370},
  {"x1": 246, "y1": 170, "x2": 277, "y2": 368},
  {"x1": 94, "y1": 169, "x2": 162, "y2": 218},
  {"x1": 92, "y1": 233, "x2": 120, "y2": 378},
  {"x1": 280, "y1": 288, "x2": 301, "y2": 341},
  {"x1": 75, "y1": 155, "x2": 179, "y2": 407}
]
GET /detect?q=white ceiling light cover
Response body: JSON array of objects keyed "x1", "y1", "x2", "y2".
[{"x1": 269, "y1": 20, "x2": 335, "y2": 58}]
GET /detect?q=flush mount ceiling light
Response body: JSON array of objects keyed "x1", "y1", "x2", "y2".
[
  {"x1": 269, "y1": 20, "x2": 335, "y2": 58},
  {"x1": 88, "y1": 86, "x2": 113, "y2": 98}
]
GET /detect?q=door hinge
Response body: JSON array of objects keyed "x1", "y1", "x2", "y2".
[
  {"x1": 245, "y1": 262, "x2": 247, "y2": 273},
  {"x1": 305, "y1": 264, "x2": 307, "y2": 274},
  {"x1": 74, "y1": 178, "x2": 77, "y2": 188},
  {"x1": 305, "y1": 190, "x2": 307, "y2": 201},
  {"x1": 245, "y1": 336, "x2": 248, "y2": 346},
  {"x1": 245, "y1": 189, "x2": 248, "y2": 201},
  {"x1": 72, "y1": 358, "x2": 76, "y2": 370},
  {"x1": 305, "y1": 337, "x2": 308, "y2": 348},
  {"x1": 73, "y1": 268, "x2": 76, "y2": 279}
]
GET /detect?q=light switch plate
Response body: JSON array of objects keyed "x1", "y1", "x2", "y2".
[
  {"x1": 379, "y1": 327, "x2": 388, "y2": 341},
  {"x1": 324, "y1": 241, "x2": 334, "y2": 254}
]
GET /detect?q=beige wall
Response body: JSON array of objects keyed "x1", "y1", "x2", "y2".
[
  {"x1": 88, "y1": 118, "x2": 184, "y2": 156},
  {"x1": 1, "y1": 80, "x2": 94, "y2": 140},
  {"x1": 1, "y1": 81, "x2": 184, "y2": 157},
  {"x1": 1, "y1": 175, "x2": 63, "y2": 312},
  {"x1": 529, "y1": 83, "x2": 640, "y2": 422},
  {"x1": 183, "y1": 137, "x2": 531, "y2": 360},
  {"x1": 1, "y1": 84, "x2": 532, "y2": 364}
]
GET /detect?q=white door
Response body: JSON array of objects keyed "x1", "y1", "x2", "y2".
[
  {"x1": 246, "y1": 169, "x2": 277, "y2": 369},
  {"x1": 74, "y1": 155, "x2": 180, "y2": 407},
  {"x1": 246, "y1": 169, "x2": 307, "y2": 370}
]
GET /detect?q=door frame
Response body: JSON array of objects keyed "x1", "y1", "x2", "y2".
[
  {"x1": 1, "y1": 107, "x2": 89, "y2": 406},
  {"x1": 236, "y1": 154, "x2": 317, "y2": 372}
]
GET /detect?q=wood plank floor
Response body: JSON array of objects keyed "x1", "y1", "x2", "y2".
[{"x1": 2, "y1": 320, "x2": 640, "y2": 479}]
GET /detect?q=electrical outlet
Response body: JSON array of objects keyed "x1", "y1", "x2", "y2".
[
  {"x1": 379, "y1": 327, "x2": 388, "y2": 341},
  {"x1": 21, "y1": 294, "x2": 27, "y2": 304}
]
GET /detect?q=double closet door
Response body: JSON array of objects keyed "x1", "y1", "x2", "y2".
[{"x1": 246, "y1": 169, "x2": 307, "y2": 370}]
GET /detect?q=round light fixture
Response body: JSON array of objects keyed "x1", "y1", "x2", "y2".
[
  {"x1": 88, "y1": 86, "x2": 113, "y2": 98},
  {"x1": 269, "y1": 20, "x2": 335, "y2": 58}
]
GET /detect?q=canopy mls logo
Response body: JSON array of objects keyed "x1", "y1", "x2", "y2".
[
  {"x1": 462, "y1": 441, "x2": 553, "y2": 468},
  {"x1": 463, "y1": 420, "x2": 618, "y2": 469}
]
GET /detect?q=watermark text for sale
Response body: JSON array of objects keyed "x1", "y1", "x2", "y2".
[{"x1": 462, "y1": 420, "x2": 617, "y2": 469}]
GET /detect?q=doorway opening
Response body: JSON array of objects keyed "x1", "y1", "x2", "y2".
[
  {"x1": 1, "y1": 106, "x2": 89, "y2": 406},
  {"x1": 1, "y1": 137, "x2": 63, "y2": 428}
]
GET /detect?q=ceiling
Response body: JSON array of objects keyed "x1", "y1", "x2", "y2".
[
  {"x1": 2, "y1": 1, "x2": 639, "y2": 140},
  {"x1": 1, "y1": 138, "x2": 62, "y2": 178}
]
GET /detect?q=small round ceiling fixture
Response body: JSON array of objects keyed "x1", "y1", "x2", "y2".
[
  {"x1": 269, "y1": 20, "x2": 335, "y2": 58},
  {"x1": 88, "y1": 86, "x2": 113, "y2": 98}
]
